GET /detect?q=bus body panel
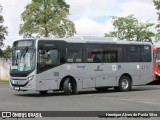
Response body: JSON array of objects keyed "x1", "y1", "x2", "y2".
[{"x1": 35, "y1": 62, "x2": 153, "y2": 91}]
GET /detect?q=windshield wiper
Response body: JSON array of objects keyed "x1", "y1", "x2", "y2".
[
  {"x1": 14, "y1": 47, "x2": 28, "y2": 65},
  {"x1": 20, "y1": 47, "x2": 28, "y2": 59},
  {"x1": 15, "y1": 53, "x2": 19, "y2": 65}
]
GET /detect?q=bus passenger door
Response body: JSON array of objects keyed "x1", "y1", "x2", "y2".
[
  {"x1": 140, "y1": 45, "x2": 153, "y2": 84},
  {"x1": 95, "y1": 49, "x2": 119, "y2": 87}
]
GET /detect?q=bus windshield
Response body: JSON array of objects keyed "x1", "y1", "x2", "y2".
[{"x1": 11, "y1": 48, "x2": 35, "y2": 72}]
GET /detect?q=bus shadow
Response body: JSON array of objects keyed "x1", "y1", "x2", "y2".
[
  {"x1": 15, "y1": 90, "x2": 115, "y2": 97},
  {"x1": 14, "y1": 85, "x2": 160, "y2": 97},
  {"x1": 131, "y1": 85, "x2": 160, "y2": 91}
]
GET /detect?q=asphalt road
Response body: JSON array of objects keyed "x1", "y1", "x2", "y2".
[{"x1": 0, "y1": 82, "x2": 160, "y2": 120}]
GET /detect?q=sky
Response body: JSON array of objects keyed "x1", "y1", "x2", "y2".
[{"x1": 0, "y1": 0, "x2": 158, "y2": 46}]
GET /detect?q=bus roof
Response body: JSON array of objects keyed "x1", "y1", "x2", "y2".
[{"x1": 15, "y1": 36, "x2": 152, "y2": 45}]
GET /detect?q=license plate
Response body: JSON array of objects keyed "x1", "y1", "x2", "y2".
[
  {"x1": 14, "y1": 87, "x2": 20, "y2": 90},
  {"x1": 12, "y1": 80, "x2": 15, "y2": 84}
]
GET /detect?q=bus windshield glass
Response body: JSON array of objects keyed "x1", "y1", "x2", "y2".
[{"x1": 11, "y1": 48, "x2": 35, "y2": 72}]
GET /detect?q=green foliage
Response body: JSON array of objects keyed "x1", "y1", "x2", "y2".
[
  {"x1": 0, "y1": 49, "x2": 3, "y2": 57},
  {"x1": 155, "y1": 33, "x2": 160, "y2": 42},
  {"x1": 19, "y1": 0, "x2": 76, "y2": 38},
  {"x1": 153, "y1": 0, "x2": 160, "y2": 41},
  {"x1": 0, "y1": 45, "x2": 11, "y2": 58},
  {"x1": 104, "y1": 31, "x2": 116, "y2": 37},
  {"x1": 0, "y1": 4, "x2": 8, "y2": 47},
  {"x1": 105, "y1": 15, "x2": 155, "y2": 42},
  {"x1": 153, "y1": 0, "x2": 160, "y2": 10}
]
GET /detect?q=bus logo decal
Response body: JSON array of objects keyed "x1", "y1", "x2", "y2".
[
  {"x1": 94, "y1": 65, "x2": 103, "y2": 71},
  {"x1": 67, "y1": 65, "x2": 71, "y2": 70},
  {"x1": 77, "y1": 65, "x2": 86, "y2": 70},
  {"x1": 112, "y1": 65, "x2": 117, "y2": 71},
  {"x1": 118, "y1": 65, "x2": 121, "y2": 70},
  {"x1": 137, "y1": 65, "x2": 140, "y2": 69}
]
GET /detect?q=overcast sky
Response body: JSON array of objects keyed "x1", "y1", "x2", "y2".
[{"x1": 0, "y1": 0, "x2": 158, "y2": 46}]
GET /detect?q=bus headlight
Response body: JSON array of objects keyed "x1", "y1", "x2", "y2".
[{"x1": 27, "y1": 75, "x2": 34, "y2": 81}]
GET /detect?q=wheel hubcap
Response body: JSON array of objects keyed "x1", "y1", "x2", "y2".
[
  {"x1": 122, "y1": 79, "x2": 128, "y2": 89},
  {"x1": 68, "y1": 82, "x2": 72, "y2": 92}
]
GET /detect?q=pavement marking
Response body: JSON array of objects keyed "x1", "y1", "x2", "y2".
[
  {"x1": 78, "y1": 93, "x2": 160, "y2": 105},
  {"x1": 77, "y1": 93, "x2": 160, "y2": 105},
  {"x1": 94, "y1": 96, "x2": 160, "y2": 105},
  {"x1": 81, "y1": 94, "x2": 96, "y2": 97}
]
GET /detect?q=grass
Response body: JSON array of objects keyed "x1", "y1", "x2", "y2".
[{"x1": 0, "y1": 80, "x2": 9, "y2": 83}]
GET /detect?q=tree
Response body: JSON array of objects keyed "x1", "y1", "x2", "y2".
[
  {"x1": 3, "y1": 45, "x2": 11, "y2": 58},
  {"x1": 19, "y1": 0, "x2": 76, "y2": 38},
  {"x1": 0, "y1": 45, "x2": 11, "y2": 58},
  {"x1": 153, "y1": 0, "x2": 160, "y2": 41},
  {"x1": 0, "y1": 4, "x2": 8, "y2": 48},
  {"x1": 105, "y1": 15, "x2": 155, "y2": 42}
]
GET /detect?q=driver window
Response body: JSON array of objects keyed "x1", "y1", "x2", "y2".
[
  {"x1": 38, "y1": 48, "x2": 59, "y2": 66},
  {"x1": 49, "y1": 50, "x2": 59, "y2": 65}
]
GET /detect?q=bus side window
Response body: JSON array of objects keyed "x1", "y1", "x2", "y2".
[
  {"x1": 66, "y1": 47, "x2": 82, "y2": 63},
  {"x1": 50, "y1": 50, "x2": 59, "y2": 65},
  {"x1": 85, "y1": 46, "x2": 103, "y2": 63},
  {"x1": 141, "y1": 46, "x2": 151, "y2": 62},
  {"x1": 103, "y1": 45, "x2": 118, "y2": 63},
  {"x1": 93, "y1": 53, "x2": 103, "y2": 62},
  {"x1": 123, "y1": 46, "x2": 140, "y2": 62}
]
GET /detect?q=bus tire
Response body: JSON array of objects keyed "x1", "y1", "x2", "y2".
[
  {"x1": 118, "y1": 75, "x2": 131, "y2": 92},
  {"x1": 39, "y1": 91, "x2": 48, "y2": 95},
  {"x1": 63, "y1": 78, "x2": 73, "y2": 95}
]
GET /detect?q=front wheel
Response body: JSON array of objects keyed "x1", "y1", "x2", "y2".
[
  {"x1": 63, "y1": 78, "x2": 73, "y2": 95},
  {"x1": 118, "y1": 76, "x2": 131, "y2": 92}
]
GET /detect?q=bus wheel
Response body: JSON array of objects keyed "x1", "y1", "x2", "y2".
[
  {"x1": 95, "y1": 87, "x2": 108, "y2": 92},
  {"x1": 63, "y1": 78, "x2": 73, "y2": 95},
  {"x1": 118, "y1": 76, "x2": 131, "y2": 92},
  {"x1": 39, "y1": 91, "x2": 48, "y2": 95}
]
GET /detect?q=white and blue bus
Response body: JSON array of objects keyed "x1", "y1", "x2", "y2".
[{"x1": 10, "y1": 36, "x2": 153, "y2": 95}]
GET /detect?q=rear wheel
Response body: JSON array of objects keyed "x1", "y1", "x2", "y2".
[{"x1": 117, "y1": 76, "x2": 131, "y2": 92}]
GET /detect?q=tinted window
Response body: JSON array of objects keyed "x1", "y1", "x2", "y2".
[
  {"x1": 66, "y1": 46, "x2": 82, "y2": 63},
  {"x1": 103, "y1": 46, "x2": 119, "y2": 63},
  {"x1": 50, "y1": 50, "x2": 59, "y2": 65},
  {"x1": 38, "y1": 48, "x2": 59, "y2": 66},
  {"x1": 123, "y1": 46, "x2": 141, "y2": 62},
  {"x1": 84, "y1": 45, "x2": 103, "y2": 63},
  {"x1": 141, "y1": 45, "x2": 151, "y2": 62},
  {"x1": 37, "y1": 41, "x2": 61, "y2": 73}
]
